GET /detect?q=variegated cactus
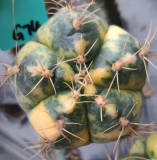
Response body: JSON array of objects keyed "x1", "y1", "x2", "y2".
[{"x1": 1, "y1": 0, "x2": 157, "y2": 159}]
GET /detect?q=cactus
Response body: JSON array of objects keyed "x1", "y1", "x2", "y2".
[
  {"x1": 1, "y1": 0, "x2": 157, "y2": 160},
  {"x1": 146, "y1": 133, "x2": 157, "y2": 159},
  {"x1": 121, "y1": 133, "x2": 157, "y2": 160}
]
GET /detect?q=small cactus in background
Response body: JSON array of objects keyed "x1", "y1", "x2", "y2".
[
  {"x1": 120, "y1": 133, "x2": 157, "y2": 160},
  {"x1": 1, "y1": 0, "x2": 157, "y2": 160}
]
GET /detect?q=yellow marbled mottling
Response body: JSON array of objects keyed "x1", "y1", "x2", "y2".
[
  {"x1": 44, "y1": 79, "x2": 55, "y2": 95},
  {"x1": 28, "y1": 79, "x2": 54, "y2": 97},
  {"x1": 15, "y1": 87, "x2": 36, "y2": 111},
  {"x1": 17, "y1": 41, "x2": 36, "y2": 65},
  {"x1": 38, "y1": 29, "x2": 53, "y2": 50},
  {"x1": 90, "y1": 66, "x2": 113, "y2": 86},
  {"x1": 37, "y1": 17, "x2": 56, "y2": 49},
  {"x1": 122, "y1": 53, "x2": 137, "y2": 66},
  {"x1": 30, "y1": 87, "x2": 44, "y2": 97},
  {"x1": 91, "y1": 125, "x2": 131, "y2": 143},
  {"x1": 119, "y1": 74, "x2": 144, "y2": 90},
  {"x1": 74, "y1": 38, "x2": 88, "y2": 55},
  {"x1": 105, "y1": 104, "x2": 118, "y2": 120},
  {"x1": 131, "y1": 92, "x2": 142, "y2": 117},
  {"x1": 58, "y1": 47, "x2": 77, "y2": 59},
  {"x1": 84, "y1": 84, "x2": 97, "y2": 95},
  {"x1": 93, "y1": 71, "x2": 144, "y2": 90},
  {"x1": 60, "y1": 63, "x2": 75, "y2": 82},
  {"x1": 103, "y1": 41, "x2": 119, "y2": 53},
  {"x1": 29, "y1": 103, "x2": 61, "y2": 141},
  {"x1": 55, "y1": 93, "x2": 76, "y2": 114},
  {"x1": 18, "y1": 41, "x2": 54, "y2": 72},
  {"x1": 29, "y1": 100, "x2": 88, "y2": 147},
  {"x1": 104, "y1": 25, "x2": 128, "y2": 41},
  {"x1": 95, "y1": 20, "x2": 108, "y2": 41},
  {"x1": 88, "y1": 113, "x2": 96, "y2": 121}
]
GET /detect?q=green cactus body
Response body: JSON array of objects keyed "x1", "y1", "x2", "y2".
[
  {"x1": 90, "y1": 25, "x2": 146, "y2": 90},
  {"x1": 130, "y1": 138, "x2": 145, "y2": 155},
  {"x1": 122, "y1": 134, "x2": 157, "y2": 160},
  {"x1": 28, "y1": 90, "x2": 89, "y2": 149},
  {"x1": 8, "y1": 6, "x2": 146, "y2": 150},
  {"x1": 34, "y1": 9, "x2": 108, "y2": 62},
  {"x1": 86, "y1": 89, "x2": 142, "y2": 143},
  {"x1": 9, "y1": 41, "x2": 75, "y2": 112}
]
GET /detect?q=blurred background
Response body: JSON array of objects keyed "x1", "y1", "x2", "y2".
[{"x1": 0, "y1": 0, "x2": 157, "y2": 159}]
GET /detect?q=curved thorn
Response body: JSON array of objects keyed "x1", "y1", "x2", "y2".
[
  {"x1": 73, "y1": 4, "x2": 91, "y2": 10},
  {"x1": 84, "y1": 63, "x2": 93, "y2": 84},
  {"x1": 63, "y1": 82, "x2": 73, "y2": 91},
  {"x1": 148, "y1": 26, "x2": 157, "y2": 45},
  {"x1": 53, "y1": 137, "x2": 65, "y2": 144},
  {"x1": 26, "y1": 76, "x2": 44, "y2": 96},
  {"x1": 47, "y1": 7, "x2": 60, "y2": 12},
  {"x1": 60, "y1": 130, "x2": 71, "y2": 143},
  {"x1": 102, "y1": 123, "x2": 119, "y2": 133},
  {"x1": 120, "y1": 35, "x2": 129, "y2": 61},
  {"x1": 99, "y1": 55, "x2": 113, "y2": 64},
  {"x1": 143, "y1": 58, "x2": 150, "y2": 83},
  {"x1": 125, "y1": 101, "x2": 139, "y2": 119},
  {"x1": 115, "y1": 140, "x2": 121, "y2": 160},
  {"x1": 76, "y1": 101, "x2": 95, "y2": 104},
  {"x1": 46, "y1": 149, "x2": 51, "y2": 160},
  {"x1": 48, "y1": 13, "x2": 73, "y2": 22},
  {"x1": 128, "y1": 126, "x2": 145, "y2": 139},
  {"x1": 62, "y1": 128, "x2": 85, "y2": 141},
  {"x1": 116, "y1": 71, "x2": 120, "y2": 92},
  {"x1": 29, "y1": 45, "x2": 45, "y2": 71},
  {"x1": 79, "y1": 0, "x2": 94, "y2": 20},
  {"x1": 81, "y1": 8, "x2": 101, "y2": 22},
  {"x1": 34, "y1": 130, "x2": 46, "y2": 141},
  {"x1": 52, "y1": 56, "x2": 65, "y2": 71},
  {"x1": 127, "y1": 138, "x2": 130, "y2": 154},
  {"x1": 23, "y1": 144, "x2": 42, "y2": 150},
  {"x1": 145, "y1": 22, "x2": 153, "y2": 46},
  {"x1": 50, "y1": 148, "x2": 55, "y2": 160},
  {"x1": 85, "y1": 39, "x2": 98, "y2": 56},
  {"x1": 30, "y1": 147, "x2": 46, "y2": 159},
  {"x1": 100, "y1": 106, "x2": 103, "y2": 122},
  {"x1": 0, "y1": 63, "x2": 12, "y2": 67},
  {"x1": 104, "y1": 73, "x2": 117, "y2": 99},
  {"x1": 113, "y1": 126, "x2": 124, "y2": 153},
  {"x1": 49, "y1": 78, "x2": 56, "y2": 94},
  {"x1": 129, "y1": 122, "x2": 155, "y2": 126},
  {"x1": 144, "y1": 56, "x2": 157, "y2": 70},
  {"x1": 122, "y1": 67, "x2": 138, "y2": 70},
  {"x1": 0, "y1": 74, "x2": 13, "y2": 87},
  {"x1": 43, "y1": 111, "x2": 57, "y2": 122},
  {"x1": 105, "y1": 144, "x2": 112, "y2": 160},
  {"x1": 55, "y1": 58, "x2": 76, "y2": 65},
  {"x1": 87, "y1": 61, "x2": 93, "y2": 70},
  {"x1": 82, "y1": 19, "x2": 98, "y2": 25},
  {"x1": 38, "y1": 125, "x2": 56, "y2": 132},
  {"x1": 50, "y1": 0, "x2": 65, "y2": 8},
  {"x1": 65, "y1": 122, "x2": 82, "y2": 125}
]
